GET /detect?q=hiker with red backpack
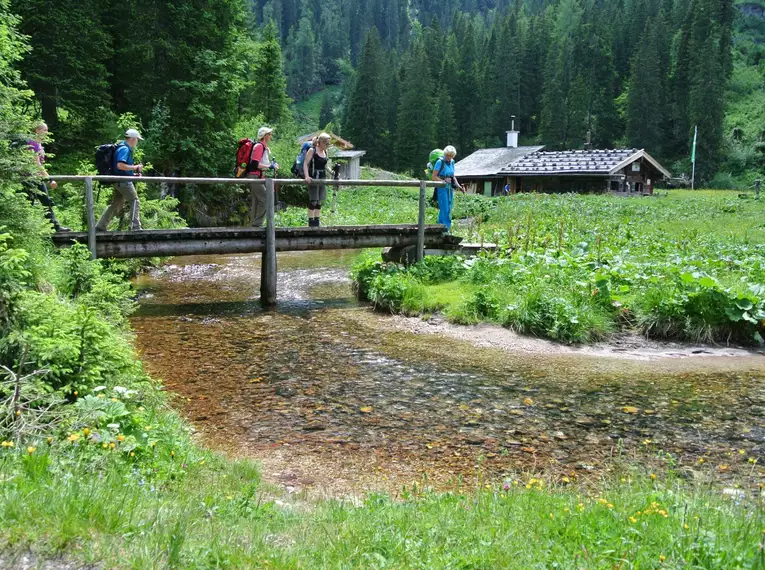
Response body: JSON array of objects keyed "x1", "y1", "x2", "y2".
[{"x1": 235, "y1": 127, "x2": 279, "y2": 227}]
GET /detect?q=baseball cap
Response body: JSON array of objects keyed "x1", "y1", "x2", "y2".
[
  {"x1": 125, "y1": 128, "x2": 144, "y2": 140},
  {"x1": 257, "y1": 127, "x2": 274, "y2": 140}
]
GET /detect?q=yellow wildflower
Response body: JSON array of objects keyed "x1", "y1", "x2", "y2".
[
  {"x1": 718, "y1": 464, "x2": 729, "y2": 472},
  {"x1": 683, "y1": 524, "x2": 689, "y2": 530},
  {"x1": 629, "y1": 516, "x2": 637, "y2": 524},
  {"x1": 739, "y1": 449, "x2": 746, "y2": 455},
  {"x1": 697, "y1": 457, "x2": 705, "y2": 464},
  {"x1": 563, "y1": 507, "x2": 570, "y2": 513},
  {"x1": 73, "y1": 391, "x2": 78, "y2": 396},
  {"x1": 1, "y1": 441, "x2": 12, "y2": 448},
  {"x1": 117, "y1": 434, "x2": 126, "y2": 442},
  {"x1": 102, "y1": 443, "x2": 108, "y2": 449},
  {"x1": 67, "y1": 434, "x2": 80, "y2": 442},
  {"x1": 145, "y1": 426, "x2": 152, "y2": 431},
  {"x1": 15, "y1": 410, "x2": 21, "y2": 416},
  {"x1": 577, "y1": 503, "x2": 585, "y2": 511},
  {"x1": 548, "y1": 513, "x2": 554, "y2": 519},
  {"x1": 26, "y1": 446, "x2": 36, "y2": 454},
  {"x1": 660, "y1": 555, "x2": 666, "y2": 562},
  {"x1": 130, "y1": 452, "x2": 135, "y2": 457},
  {"x1": 170, "y1": 450, "x2": 175, "y2": 457},
  {"x1": 642, "y1": 439, "x2": 652, "y2": 445},
  {"x1": 650, "y1": 473, "x2": 657, "y2": 481},
  {"x1": 109, "y1": 442, "x2": 116, "y2": 449},
  {"x1": 83, "y1": 428, "x2": 90, "y2": 436},
  {"x1": 561, "y1": 476, "x2": 570, "y2": 483},
  {"x1": 47, "y1": 437, "x2": 53, "y2": 444},
  {"x1": 607, "y1": 503, "x2": 614, "y2": 509}
]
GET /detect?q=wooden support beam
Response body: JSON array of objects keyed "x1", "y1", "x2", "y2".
[
  {"x1": 417, "y1": 180, "x2": 426, "y2": 262},
  {"x1": 84, "y1": 177, "x2": 97, "y2": 259},
  {"x1": 261, "y1": 178, "x2": 277, "y2": 306}
]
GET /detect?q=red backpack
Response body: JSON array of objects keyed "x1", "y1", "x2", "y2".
[{"x1": 235, "y1": 139, "x2": 261, "y2": 177}]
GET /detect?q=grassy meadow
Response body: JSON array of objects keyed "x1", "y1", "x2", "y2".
[{"x1": 349, "y1": 189, "x2": 765, "y2": 344}]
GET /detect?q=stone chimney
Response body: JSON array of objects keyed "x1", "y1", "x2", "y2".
[{"x1": 506, "y1": 116, "x2": 519, "y2": 148}]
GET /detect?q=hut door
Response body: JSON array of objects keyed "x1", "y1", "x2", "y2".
[{"x1": 484, "y1": 181, "x2": 492, "y2": 196}]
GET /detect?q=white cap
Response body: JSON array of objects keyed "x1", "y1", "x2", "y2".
[
  {"x1": 125, "y1": 128, "x2": 144, "y2": 140},
  {"x1": 257, "y1": 126, "x2": 273, "y2": 140}
]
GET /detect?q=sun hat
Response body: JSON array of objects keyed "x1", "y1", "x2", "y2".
[
  {"x1": 125, "y1": 128, "x2": 144, "y2": 140},
  {"x1": 257, "y1": 127, "x2": 274, "y2": 140}
]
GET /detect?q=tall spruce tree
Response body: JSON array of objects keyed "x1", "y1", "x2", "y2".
[
  {"x1": 395, "y1": 45, "x2": 436, "y2": 174},
  {"x1": 626, "y1": 22, "x2": 666, "y2": 153},
  {"x1": 251, "y1": 21, "x2": 290, "y2": 124},
  {"x1": 344, "y1": 30, "x2": 389, "y2": 166},
  {"x1": 687, "y1": 0, "x2": 726, "y2": 179},
  {"x1": 11, "y1": 0, "x2": 112, "y2": 150}
]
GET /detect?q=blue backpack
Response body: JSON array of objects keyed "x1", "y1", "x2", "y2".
[{"x1": 291, "y1": 141, "x2": 314, "y2": 176}]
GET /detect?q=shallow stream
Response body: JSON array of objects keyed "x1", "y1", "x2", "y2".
[{"x1": 132, "y1": 251, "x2": 765, "y2": 494}]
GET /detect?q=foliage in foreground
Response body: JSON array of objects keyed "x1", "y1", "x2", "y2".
[
  {"x1": 1, "y1": 450, "x2": 763, "y2": 569},
  {"x1": 353, "y1": 191, "x2": 765, "y2": 344}
]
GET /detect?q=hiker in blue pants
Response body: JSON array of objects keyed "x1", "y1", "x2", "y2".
[{"x1": 431, "y1": 145, "x2": 465, "y2": 231}]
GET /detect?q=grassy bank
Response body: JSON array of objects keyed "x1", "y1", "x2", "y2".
[
  {"x1": 352, "y1": 190, "x2": 765, "y2": 344},
  {"x1": 2, "y1": 450, "x2": 764, "y2": 568}
]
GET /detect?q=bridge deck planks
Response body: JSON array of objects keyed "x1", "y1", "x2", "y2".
[{"x1": 52, "y1": 224, "x2": 455, "y2": 259}]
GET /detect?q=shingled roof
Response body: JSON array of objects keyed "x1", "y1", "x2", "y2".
[
  {"x1": 455, "y1": 146, "x2": 544, "y2": 178},
  {"x1": 501, "y1": 149, "x2": 671, "y2": 178}
]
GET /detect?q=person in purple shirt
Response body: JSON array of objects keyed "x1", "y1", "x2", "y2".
[
  {"x1": 23, "y1": 122, "x2": 70, "y2": 232},
  {"x1": 96, "y1": 129, "x2": 144, "y2": 231}
]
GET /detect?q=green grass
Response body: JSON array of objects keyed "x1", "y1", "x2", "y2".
[
  {"x1": 352, "y1": 190, "x2": 765, "y2": 344},
  {"x1": 291, "y1": 86, "x2": 342, "y2": 132},
  {"x1": 1, "y1": 449, "x2": 763, "y2": 569}
]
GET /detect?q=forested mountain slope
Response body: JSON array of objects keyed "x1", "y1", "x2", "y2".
[{"x1": 6, "y1": 0, "x2": 765, "y2": 185}]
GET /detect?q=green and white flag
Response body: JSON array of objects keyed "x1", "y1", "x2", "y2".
[{"x1": 691, "y1": 125, "x2": 698, "y2": 164}]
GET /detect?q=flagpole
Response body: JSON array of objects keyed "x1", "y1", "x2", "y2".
[{"x1": 691, "y1": 125, "x2": 698, "y2": 191}]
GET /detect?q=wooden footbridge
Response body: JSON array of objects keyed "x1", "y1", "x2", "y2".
[{"x1": 52, "y1": 175, "x2": 453, "y2": 306}]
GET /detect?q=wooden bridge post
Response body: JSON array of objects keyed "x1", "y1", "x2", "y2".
[
  {"x1": 417, "y1": 180, "x2": 426, "y2": 262},
  {"x1": 84, "y1": 177, "x2": 97, "y2": 259},
  {"x1": 260, "y1": 177, "x2": 277, "y2": 306}
]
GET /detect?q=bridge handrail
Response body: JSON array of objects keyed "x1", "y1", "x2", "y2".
[
  {"x1": 59, "y1": 175, "x2": 440, "y2": 282},
  {"x1": 52, "y1": 175, "x2": 444, "y2": 188}
]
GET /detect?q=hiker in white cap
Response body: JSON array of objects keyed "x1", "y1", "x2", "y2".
[
  {"x1": 246, "y1": 126, "x2": 279, "y2": 227},
  {"x1": 96, "y1": 129, "x2": 144, "y2": 231}
]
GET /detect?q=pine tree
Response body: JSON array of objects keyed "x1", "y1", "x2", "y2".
[
  {"x1": 395, "y1": 45, "x2": 436, "y2": 174},
  {"x1": 251, "y1": 21, "x2": 290, "y2": 124},
  {"x1": 687, "y1": 0, "x2": 725, "y2": 179},
  {"x1": 344, "y1": 30, "x2": 389, "y2": 166},
  {"x1": 285, "y1": 1, "x2": 318, "y2": 100},
  {"x1": 435, "y1": 88, "x2": 457, "y2": 148},
  {"x1": 626, "y1": 22, "x2": 665, "y2": 153},
  {"x1": 11, "y1": 0, "x2": 112, "y2": 149}
]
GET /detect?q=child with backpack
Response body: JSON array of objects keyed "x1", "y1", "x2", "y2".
[
  {"x1": 22, "y1": 122, "x2": 70, "y2": 232},
  {"x1": 430, "y1": 145, "x2": 464, "y2": 231}
]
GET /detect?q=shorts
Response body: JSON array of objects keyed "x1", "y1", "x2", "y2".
[{"x1": 309, "y1": 183, "x2": 327, "y2": 203}]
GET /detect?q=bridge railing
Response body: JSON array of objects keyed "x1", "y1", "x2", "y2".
[{"x1": 53, "y1": 176, "x2": 445, "y2": 299}]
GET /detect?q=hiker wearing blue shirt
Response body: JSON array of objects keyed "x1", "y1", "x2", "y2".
[
  {"x1": 96, "y1": 129, "x2": 144, "y2": 231},
  {"x1": 431, "y1": 145, "x2": 464, "y2": 231}
]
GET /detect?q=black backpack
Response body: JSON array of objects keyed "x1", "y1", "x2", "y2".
[{"x1": 95, "y1": 143, "x2": 118, "y2": 175}]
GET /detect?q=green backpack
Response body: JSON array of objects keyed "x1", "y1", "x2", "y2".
[{"x1": 426, "y1": 149, "x2": 445, "y2": 206}]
